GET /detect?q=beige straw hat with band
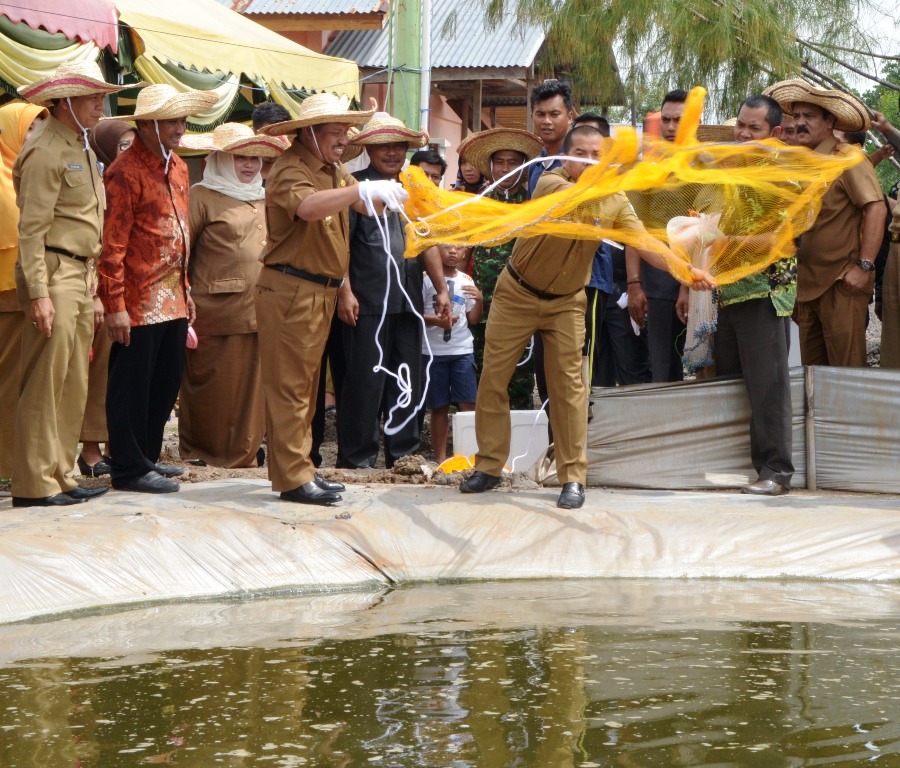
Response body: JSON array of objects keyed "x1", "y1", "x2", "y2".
[
  {"x1": 341, "y1": 127, "x2": 364, "y2": 162},
  {"x1": 180, "y1": 122, "x2": 288, "y2": 157},
  {"x1": 258, "y1": 93, "x2": 376, "y2": 136},
  {"x1": 763, "y1": 79, "x2": 870, "y2": 133},
  {"x1": 351, "y1": 112, "x2": 428, "y2": 147},
  {"x1": 113, "y1": 84, "x2": 218, "y2": 122},
  {"x1": 19, "y1": 59, "x2": 146, "y2": 106},
  {"x1": 459, "y1": 127, "x2": 542, "y2": 178}
]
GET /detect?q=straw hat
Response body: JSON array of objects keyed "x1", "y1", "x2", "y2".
[
  {"x1": 118, "y1": 84, "x2": 218, "y2": 122},
  {"x1": 351, "y1": 112, "x2": 427, "y2": 147},
  {"x1": 18, "y1": 59, "x2": 145, "y2": 106},
  {"x1": 180, "y1": 122, "x2": 287, "y2": 157},
  {"x1": 458, "y1": 128, "x2": 542, "y2": 178},
  {"x1": 341, "y1": 127, "x2": 364, "y2": 162},
  {"x1": 696, "y1": 124, "x2": 735, "y2": 142},
  {"x1": 258, "y1": 93, "x2": 376, "y2": 136},
  {"x1": 763, "y1": 78, "x2": 869, "y2": 132}
]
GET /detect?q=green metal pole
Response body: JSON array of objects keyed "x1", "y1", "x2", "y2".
[{"x1": 393, "y1": 0, "x2": 422, "y2": 130}]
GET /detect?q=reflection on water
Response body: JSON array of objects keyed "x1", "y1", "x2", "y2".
[{"x1": 2, "y1": 580, "x2": 900, "y2": 767}]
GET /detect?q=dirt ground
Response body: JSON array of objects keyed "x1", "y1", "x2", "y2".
[{"x1": 0, "y1": 406, "x2": 542, "y2": 493}]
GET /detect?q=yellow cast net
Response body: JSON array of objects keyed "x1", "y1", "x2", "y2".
[{"x1": 400, "y1": 86, "x2": 864, "y2": 286}]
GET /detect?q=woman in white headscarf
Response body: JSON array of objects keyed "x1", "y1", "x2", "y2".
[{"x1": 178, "y1": 123, "x2": 286, "y2": 468}]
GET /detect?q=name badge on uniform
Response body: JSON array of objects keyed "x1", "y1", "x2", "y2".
[{"x1": 67, "y1": 164, "x2": 84, "y2": 171}]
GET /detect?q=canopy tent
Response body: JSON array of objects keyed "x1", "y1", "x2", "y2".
[{"x1": 0, "y1": 0, "x2": 359, "y2": 127}]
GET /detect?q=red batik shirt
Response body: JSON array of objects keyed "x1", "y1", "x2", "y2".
[{"x1": 98, "y1": 136, "x2": 190, "y2": 326}]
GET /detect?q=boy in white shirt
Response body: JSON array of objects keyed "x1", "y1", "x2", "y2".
[{"x1": 422, "y1": 244, "x2": 483, "y2": 463}]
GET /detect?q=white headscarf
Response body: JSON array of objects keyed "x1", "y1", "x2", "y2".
[{"x1": 195, "y1": 151, "x2": 264, "y2": 203}]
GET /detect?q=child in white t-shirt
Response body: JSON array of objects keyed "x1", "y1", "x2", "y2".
[{"x1": 422, "y1": 244, "x2": 483, "y2": 463}]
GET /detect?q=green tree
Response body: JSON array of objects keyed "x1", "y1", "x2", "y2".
[
  {"x1": 471, "y1": 0, "x2": 881, "y2": 121},
  {"x1": 862, "y1": 59, "x2": 900, "y2": 193}
]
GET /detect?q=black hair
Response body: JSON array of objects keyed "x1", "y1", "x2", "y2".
[
  {"x1": 563, "y1": 125, "x2": 602, "y2": 153},
  {"x1": 661, "y1": 89, "x2": 689, "y2": 108},
  {"x1": 573, "y1": 112, "x2": 610, "y2": 137},
  {"x1": 531, "y1": 79, "x2": 574, "y2": 112},
  {"x1": 843, "y1": 130, "x2": 866, "y2": 146},
  {"x1": 409, "y1": 148, "x2": 447, "y2": 174},
  {"x1": 252, "y1": 102, "x2": 291, "y2": 131},
  {"x1": 738, "y1": 94, "x2": 783, "y2": 129}
]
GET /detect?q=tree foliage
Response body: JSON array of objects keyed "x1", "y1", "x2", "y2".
[
  {"x1": 862, "y1": 59, "x2": 900, "y2": 193},
  {"x1": 474, "y1": 0, "x2": 882, "y2": 121}
]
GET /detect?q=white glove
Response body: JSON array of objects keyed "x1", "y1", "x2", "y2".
[{"x1": 358, "y1": 178, "x2": 409, "y2": 213}]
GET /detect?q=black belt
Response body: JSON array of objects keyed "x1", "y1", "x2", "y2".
[
  {"x1": 891, "y1": 232, "x2": 900, "y2": 243},
  {"x1": 506, "y1": 263, "x2": 570, "y2": 301},
  {"x1": 45, "y1": 245, "x2": 89, "y2": 263},
  {"x1": 267, "y1": 264, "x2": 343, "y2": 288}
]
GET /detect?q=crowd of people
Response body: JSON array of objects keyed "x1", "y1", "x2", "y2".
[{"x1": 1, "y1": 59, "x2": 898, "y2": 510}]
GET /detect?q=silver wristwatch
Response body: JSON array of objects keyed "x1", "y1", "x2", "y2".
[{"x1": 857, "y1": 259, "x2": 876, "y2": 272}]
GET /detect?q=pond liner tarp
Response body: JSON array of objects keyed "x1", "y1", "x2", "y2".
[
  {"x1": 587, "y1": 366, "x2": 900, "y2": 493},
  {"x1": 1, "y1": 482, "x2": 898, "y2": 624}
]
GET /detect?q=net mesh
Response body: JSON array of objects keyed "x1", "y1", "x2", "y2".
[{"x1": 401, "y1": 87, "x2": 863, "y2": 286}]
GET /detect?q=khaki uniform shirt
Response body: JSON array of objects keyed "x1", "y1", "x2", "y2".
[
  {"x1": 890, "y1": 194, "x2": 900, "y2": 236},
  {"x1": 13, "y1": 115, "x2": 103, "y2": 299},
  {"x1": 797, "y1": 137, "x2": 884, "y2": 302},
  {"x1": 261, "y1": 140, "x2": 356, "y2": 280},
  {"x1": 188, "y1": 185, "x2": 266, "y2": 337},
  {"x1": 510, "y1": 167, "x2": 645, "y2": 295}
]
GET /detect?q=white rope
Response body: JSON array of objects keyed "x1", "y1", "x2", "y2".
[
  {"x1": 507, "y1": 398, "x2": 550, "y2": 473},
  {"x1": 357, "y1": 181, "x2": 433, "y2": 437}
]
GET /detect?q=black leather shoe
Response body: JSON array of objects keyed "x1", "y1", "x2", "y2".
[
  {"x1": 114, "y1": 471, "x2": 179, "y2": 494},
  {"x1": 65, "y1": 486, "x2": 109, "y2": 500},
  {"x1": 77, "y1": 454, "x2": 111, "y2": 477},
  {"x1": 280, "y1": 481, "x2": 341, "y2": 506},
  {"x1": 314, "y1": 473, "x2": 345, "y2": 493},
  {"x1": 459, "y1": 470, "x2": 502, "y2": 494},
  {"x1": 742, "y1": 479, "x2": 789, "y2": 496},
  {"x1": 154, "y1": 463, "x2": 184, "y2": 478},
  {"x1": 557, "y1": 482, "x2": 585, "y2": 509},
  {"x1": 12, "y1": 493, "x2": 84, "y2": 507}
]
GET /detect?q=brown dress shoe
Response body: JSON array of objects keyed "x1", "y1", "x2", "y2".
[{"x1": 742, "y1": 479, "x2": 789, "y2": 496}]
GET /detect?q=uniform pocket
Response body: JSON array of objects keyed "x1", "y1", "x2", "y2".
[
  {"x1": 208, "y1": 277, "x2": 246, "y2": 294},
  {"x1": 62, "y1": 170, "x2": 88, "y2": 188}
]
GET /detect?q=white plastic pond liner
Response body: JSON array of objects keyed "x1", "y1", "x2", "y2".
[
  {"x1": 1, "y1": 579, "x2": 898, "y2": 665},
  {"x1": 1, "y1": 481, "x2": 898, "y2": 624}
]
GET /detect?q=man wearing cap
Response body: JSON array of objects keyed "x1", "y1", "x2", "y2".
[
  {"x1": 337, "y1": 113, "x2": 449, "y2": 469},
  {"x1": 257, "y1": 94, "x2": 412, "y2": 505},
  {"x1": 460, "y1": 126, "x2": 715, "y2": 509},
  {"x1": 10, "y1": 61, "x2": 134, "y2": 507},
  {"x1": 98, "y1": 84, "x2": 218, "y2": 494},
  {"x1": 765, "y1": 79, "x2": 886, "y2": 367},
  {"x1": 462, "y1": 127, "x2": 543, "y2": 409}
]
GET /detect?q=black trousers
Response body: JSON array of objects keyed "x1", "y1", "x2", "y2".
[
  {"x1": 107, "y1": 318, "x2": 188, "y2": 483},
  {"x1": 311, "y1": 314, "x2": 346, "y2": 468},
  {"x1": 596, "y1": 294, "x2": 652, "y2": 386},
  {"x1": 338, "y1": 313, "x2": 421, "y2": 468},
  {"x1": 714, "y1": 298, "x2": 794, "y2": 487},
  {"x1": 584, "y1": 287, "x2": 611, "y2": 387},
  {"x1": 646, "y1": 297, "x2": 685, "y2": 382}
]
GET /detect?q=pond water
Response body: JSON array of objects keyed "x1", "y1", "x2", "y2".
[{"x1": 1, "y1": 580, "x2": 899, "y2": 767}]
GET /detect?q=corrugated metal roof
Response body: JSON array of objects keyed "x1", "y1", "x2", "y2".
[
  {"x1": 325, "y1": 0, "x2": 545, "y2": 69},
  {"x1": 215, "y1": 0, "x2": 386, "y2": 16}
]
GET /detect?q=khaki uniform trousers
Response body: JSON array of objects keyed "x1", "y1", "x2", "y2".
[
  {"x1": 12, "y1": 255, "x2": 92, "y2": 498},
  {"x1": 881, "y1": 242, "x2": 900, "y2": 369},
  {"x1": 796, "y1": 279, "x2": 871, "y2": 367},
  {"x1": 80, "y1": 323, "x2": 111, "y2": 442},
  {"x1": 0, "y1": 290, "x2": 25, "y2": 478},
  {"x1": 255, "y1": 267, "x2": 338, "y2": 492},
  {"x1": 474, "y1": 270, "x2": 588, "y2": 483}
]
